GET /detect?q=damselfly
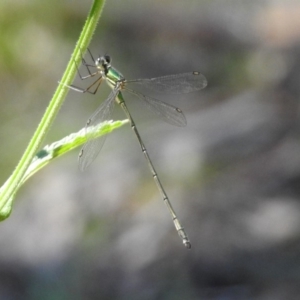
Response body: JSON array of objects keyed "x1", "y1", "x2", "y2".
[{"x1": 63, "y1": 49, "x2": 207, "y2": 248}]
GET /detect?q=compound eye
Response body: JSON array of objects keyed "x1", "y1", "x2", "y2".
[
  {"x1": 104, "y1": 55, "x2": 111, "y2": 64},
  {"x1": 96, "y1": 57, "x2": 102, "y2": 65}
]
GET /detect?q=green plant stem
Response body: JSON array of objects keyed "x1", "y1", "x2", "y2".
[
  {"x1": 0, "y1": 0, "x2": 106, "y2": 217},
  {"x1": 0, "y1": 120, "x2": 128, "y2": 220}
]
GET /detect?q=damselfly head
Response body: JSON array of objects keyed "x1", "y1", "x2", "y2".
[{"x1": 96, "y1": 55, "x2": 111, "y2": 72}]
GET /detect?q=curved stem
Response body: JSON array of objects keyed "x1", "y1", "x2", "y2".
[{"x1": 0, "y1": 0, "x2": 106, "y2": 218}]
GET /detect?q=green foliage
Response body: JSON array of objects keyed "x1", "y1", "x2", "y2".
[
  {"x1": 0, "y1": 120, "x2": 128, "y2": 220},
  {"x1": 0, "y1": 0, "x2": 127, "y2": 220}
]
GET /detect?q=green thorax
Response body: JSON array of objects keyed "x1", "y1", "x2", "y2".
[{"x1": 106, "y1": 66, "x2": 124, "y2": 84}]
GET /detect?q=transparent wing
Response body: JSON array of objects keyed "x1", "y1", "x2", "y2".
[
  {"x1": 79, "y1": 88, "x2": 118, "y2": 171},
  {"x1": 124, "y1": 88, "x2": 186, "y2": 127},
  {"x1": 125, "y1": 72, "x2": 207, "y2": 94}
]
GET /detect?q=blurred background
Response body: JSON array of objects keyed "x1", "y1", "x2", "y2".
[{"x1": 1, "y1": 0, "x2": 300, "y2": 299}]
